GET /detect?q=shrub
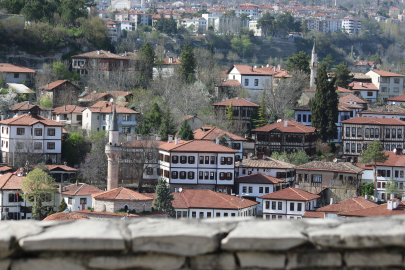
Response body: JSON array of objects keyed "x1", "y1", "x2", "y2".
[{"x1": 327, "y1": 142, "x2": 337, "y2": 153}]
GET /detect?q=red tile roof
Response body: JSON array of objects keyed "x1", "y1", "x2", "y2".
[
  {"x1": 39, "y1": 80, "x2": 79, "y2": 90},
  {"x1": 0, "y1": 113, "x2": 65, "y2": 127},
  {"x1": 302, "y1": 87, "x2": 354, "y2": 94},
  {"x1": 172, "y1": 189, "x2": 258, "y2": 209},
  {"x1": 236, "y1": 156, "x2": 295, "y2": 169},
  {"x1": 161, "y1": 57, "x2": 180, "y2": 65},
  {"x1": 252, "y1": 119, "x2": 316, "y2": 133},
  {"x1": 303, "y1": 211, "x2": 324, "y2": 218},
  {"x1": 0, "y1": 173, "x2": 23, "y2": 190},
  {"x1": 212, "y1": 98, "x2": 259, "y2": 107},
  {"x1": 388, "y1": 94, "x2": 405, "y2": 102},
  {"x1": 341, "y1": 116, "x2": 405, "y2": 125},
  {"x1": 42, "y1": 212, "x2": 90, "y2": 221},
  {"x1": 0, "y1": 63, "x2": 36, "y2": 73},
  {"x1": 60, "y1": 183, "x2": 103, "y2": 196},
  {"x1": 0, "y1": 166, "x2": 12, "y2": 172},
  {"x1": 228, "y1": 64, "x2": 289, "y2": 77},
  {"x1": 259, "y1": 187, "x2": 320, "y2": 201},
  {"x1": 87, "y1": 101, "x2": 139, "y2": 114},
  {"x1": 317, "y1": 196, "x2": 376, "y2": 213},
  {"x1": 193, "y1": 126, "x2": 246, "y2": 141},
  {"x1": 356, "y1": 151, "x2": 405, "y2": 167},
  {"x1": 53, "y1": 105, "x2": 85, "y2": 114},
  {"x1": 214, "y1": 80, "x2": 242, "y2": 87},
  {"x1": 235, "y1": 173, "x2": 285, "y2": 184},
  {"x1": 338, "y1": 201, "x2": 405, "y2": 217},
  {"x1": 10, "y1": 101, "x2": 52, "y2": 112},
  {"x1": 158, "y1": 140, "x2": 238, "y2": 153},
  {"x1": 348, "y1": 81, "x2": 378, "y2": 91},
  {"x1": 339, "y1": 93, "x2": 369, "y2": 104},
  {"x1": 355, "y1": 61, "x2": 374, "y2": 66},
  {"x1": 72, "y1": 50, "x2": 129, "y2": 59},
  {"x1": 368, "y1": 69, "x2": 404, "y2": 77},
  {"x1": 295, "y1": 161, "x2": 363, "y2": 174},
  {"x1": 43, "y1": 165, "x2": 78, "y2": 172},
  {"x1": 92, "y1": 187, "x2": 153, "y2": 201},
  {"x1": 81, "y1": 91, "x2": 132, "y2": 101}
]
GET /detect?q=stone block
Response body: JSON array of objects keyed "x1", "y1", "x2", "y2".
[
  {"x1": 129, "y1": 219, "x2": 234, "y2": 256},
  {"x1": 0, "y1": 259, "x2": 11, "y2": 269},
  {"x1": 19, "y1": 220, "x2": 126, "y2": 251},
  {"x1": 11, "y1": 258, "x2": 85, "y2": 270},
  {"x1": 189, "y1": 253, "x2": 236, "y2": 270},
  {"x1": 88, "y1": 254, "x2": 185, "y2": 270},
  {"x1": 221, "y1": 220, "x2": 307, "y2": 251},
  {"x1": 344, "y1": 251, "x2": 403, "y2": 267},
  {"x1": 237, "y1": 252, "x2": 285, "y2": 269},
  {"x1": 287, "y1": 251, "x2": 342, "y2": 269},
  {"x1": 308, "y1": 219, "x2": 405, "y2": 249}
]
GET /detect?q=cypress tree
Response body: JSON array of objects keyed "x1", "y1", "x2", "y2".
[
  {"x1": 310, "y1": 64, "x2": 338, "y2": 142},
  {"x1": 57, "y1": 198, "x2": 67, "y2": 212},
  {"x1": 179, "y1": 39, "x2": 196, "y2": 83},
  {"x1": 159, "y1": 107, "x2": 177, "y2": 141},
  {"x1": 226, "y1": 101, "x2": 234, "y2": 125},
  {"x1": 334, "y1": 62, "x2": 353, "y2": 88},
  {"x1": 138, "y1": 102, "x2": 162, "y2": 135},
  {"x1": 178, "y1": 120, "x2": 194, "y2": 141},
  {"x1": 253, "y1": 90, "x2": 268, "y2": 128},
  {"x1": 139, "y1": 42, "x2": 156, "y2": 80},
  {"x1": 154, "y1": 177, "x2": 175, "y2": 217}
]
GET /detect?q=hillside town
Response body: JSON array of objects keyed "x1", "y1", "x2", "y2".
[{"x1": 0, "y1": 0, "x2": 405, "y2": 233}]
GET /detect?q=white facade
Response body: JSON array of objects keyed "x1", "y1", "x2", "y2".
[
  {"x1": 228, "y1": 66, "x2": 272, "y2": 96},
  {"x1": 62, "y1": 194, "x2": 93, "y2": 211},
  {"x1": 236, "y1": 167, "x2": 294, "y2": 183},
  {"x1": 82, "y1": 108, "x2": 137, "y2": 134},
  {"x1": 366, "y1": 70, "x2": 404, "y2": 101},
  {"x1": 174, "y1": 206, "x2": 257, "y2": 219},
  {"x1": 341, "y1": 17, "x2": 361, "y2": 34},
  {"x1": 53, "y1": 112, "x2": 83, "y2": 126},
  {"x1": 249, "y1": 20, "x2": 262, "y2": 37},
  {"x1": 262, "y1": 198, "x2": 317, "y2": 220},
  {"x1": 202, "y1": 14, "x2": 243, "y2": 34},
  {"x1": 236, "y1": 7, "x2": 259, "y2": 17}
]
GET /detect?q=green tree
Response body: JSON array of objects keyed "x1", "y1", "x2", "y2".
[
  {"x1": 271, "y1": 151, "x2": 289, "y2": 163},
  {"x1": 226, "y1": 101, "x2": 234, "y2": 124},
  {"x1": 370, "y1": 53, "x2": 382, "y2": 65},
  {"x1": 361, "y1": 182, "x2": 375, "y2": 197},
  {"x1": 47, "y1": 208, "x2": 54, "y2": 217},
  {"x1": 62, "y1": 132, "x2": 85, "y2": 165},
  {"x1": 178, "y1": 120, "x2": 194, "y2": 141},
  {"x1": 286, "y1": 51, "x2": 310, "y2": 74},
  {"x1": 359, "y1": 140, "x2": 389, "y2": 198},
  {"x1": 57, "y1": 198, "x2": 68, "y2": 212},
  {"x1": 385, "y1": 178, "x2": 402, "y2": 198},
  {"x1": 138, "y1": 102, "x2": 162, "y2": 135},
  {"x1": 154, "y1": 177, "x2": 175, "y2": 217},
  {"x1": 0, "y1": 0, "x2": 25, "y2": 14},
  {"x1": 155, "y1": 13, "x2": 165, "y2": 31},
  {"x1": 219, "y1": 136, "x2": 228, "y2": 147},
  {"x1": 257, "y1": 12, "x2": 275, "y2": 37},
  {"x1": 53, "y1": 62, "x2": 80, "y2": 82},
  {"x1": 333, "y1": 62, "x2": 353, "y2": 88},
  {"x1": 179, "y1": 39, "x2": 196, "y2": 83},
  {"x1": 253, "y1": 90, "x2": 268, "y2": 128},
  {"x1": 159, "y1": 107, "x2": 177, "y2": 141},
  {"x1": 22, "y1": 168, "x2": 56, "y2": 220},
  {"x1": 139, "y1": 42, "x2": 156, "y2": 80},
  {"x1": 40, "y1": 96, "x2": 52, "y2": 108},
  {"x1": 320, "y1": 54, "x2": 334, "y2": 72},
  {"x1": 289, "y1": 150, "x2": 310, "y2": 165},
  {"x1": 58, "y1": 0, "x2": 90, "y2": 26},
  {"x1": 310, "y1": 64, "x2": 338, "y2": 142}
]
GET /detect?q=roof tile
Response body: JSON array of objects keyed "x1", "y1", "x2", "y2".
[
  {"x1": 235, "y1": 173, "x2": 285, "y2": 184},
  {"x1": 259, "y1": 187, "x2": 320, "y2": 201},
  {"x1": 252, "y1": 119, "x2": 316, "y2": 133},
  {"x1": 92, "y1": 187, "x2": 153, "y2": 201}
]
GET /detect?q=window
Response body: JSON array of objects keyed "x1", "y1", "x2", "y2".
[
  {"x1": 192, "y1": 212, "x2": 196, "y2": 218},
  {"x1": 357, "y1": 144, "x2": 362, "y2": 153},
  {"x1": 227, "y1": 157, "x2": 233, "y2": 165},
  {"x1": 188, "y1": 156, "x2": 195, "y2": 164},
  {"x1": 259, "y1": 187, "x2": 263, "y2": 193},
  {"x1": 47, "y1": 142, "x2": 55, "y2": 150},
  {"x1": 382, "y1": 87, "x2": 387, "y2": 92},
  {"x1": 147, "y1": 167, "x2": 153, "y2": 175},
  {"x1": 34, "y1": 128, "x2": 42, "y2": 136},
  {"x1": 308, "y1": 115, "x2": 311, "y2": 122},
  {"x1": 351, "y1": 143, "x2": 355, "y2": 153},
  {"x1": 77, "y1": 115, "x2": 82, "y2": 121},
  {"x1": 381, "y1": 77, "x2": 387, "y2": 83},
  {"x1": 210, "y1": 156, "x2": 216, "y2": 164},
  {"x1": 266, "y1": 201, "x2": 270, "y2": 209},
  {"x1": 226, "y1": 172, "x2": 232, "y2": 180},
  {"x1": 47, "y1": 128, "x2": 55, "y2": 136},
  {"x1": 216, "y1": 212, "x2": 220, "y2": 217},
  {"x1": 122, "y1": 114, "x2": 131, "y2": 121},
  {"x1": 220, "y1": 172, "x2": 225, "y2": 180},
  {"x1": 394, "y1": 87, "x2": 399, "y2": 92},
  {"x1": 103, "y1": 115, "x2": 106, "y2": 120},
  {"x1": 352, "y1": 127, "x2": 356, "y2": 137},
  {"x1": 297, "y1": 114, "x2": 301, "y2": 122},
  {"x1": 367, "y1": 91, "x2": 373, "y2": 96},
  {"x1": 17, "y1": 128, "x2": 25, "y2": 135},
  {"x1": 245, "y1": 79, "x2": 249, "y2": 86},
  {"x1": 220, "y1": 157, "x2": 225, "y2": 165},
  {"x1": 204, "y1": 171, "x2": 209, "y2": 180},
  {"x1": 278, "y1": 202, "x2": 282, "y2": 210},
  {"x1": 80, "y1": 198, "x2": 87, "y2": 205},
  {"x1": 224, "y1": 213, "x2": 228, "y2": 217},
  {"x1": 297, "y1": 203, "x2": 302, "y2": 211},
  {"x1": 205, "y1": 156, "x2": 209, "y2": 164},
  {"x1": 16, "y1": 142, "x2": 24, "y2": 149},
  {"x1": 303, "y1": 114, "x2": 307, "y2": 122},
  {"x1": 346, "y1": 143, "x2": 350, "y2": 152},
  {"x1": 242, "y1": 186, "x2": 247, "y2": 193},
  {"x1": 271, "y1": 201, "x2": 276, "y2": 210},
  {"x1": 199, "y1": 171, "x2": 203, "y2": 180},
  {"x1": 265, "y1": 187, "x2": 269, "y2": 193},
  {"x1": 68, "y1": 197, "x2": 73, "y2": 205},
  {"x1": 180, "y1": 171, "x2": 186, "y2": 179},
  {"x1": 395, "y1": 170, "x2": 399, "y2": 178},
  {"x1": 365, "y1": 128, "x2": 369, "y2": 138},
  {"x1": 6, "y1": 128, "x2": 8, "y2": 135},
  {"x1": 188, "y1": 171, "x2": 194, "y2": 179},
  {"x1": 357, "y1": 128, "x2": 361, "y2": 137},
  {"x1": 34, "y1": 142, "x2": 42, "y2": 150},
  {"x1": 180, "y1": 156, "x2": 187, "y2": 164},
  {"x1": 207, "y1": 212, "x2": 211, "y2": 218},
  {"x1": 172, "y1": 171, "x2": 178, "y2": 179},
  {"x1": 346, "y1": 127, "x2": 350, "y2": 137},
  {"x1": 398, "y1": 129, "x2": 402, "y2": 139},
  {"x1": 199, "y1": 212, "x2": 204, "y2": 218},
  {"x1": 122, "y1": 127, "x2": 130, "y2": 134},
  {"x1": 375, "y1": 128, "x2": 379, "y2": 138},
  {"x1": 290, "y1": 203, "x2": 294, "y2": 211},
  {"x1": 248, "y1": 186, "x2": 253, "y2": 193},
  {"x1": 254, "y1": 79, "x2": 258, "y2": 86},
  {"x1": 172, "y1": 155, "x2": 178, "y2": 163},
  {"x1": 200, "y1": 156, "x2": 204, "y2": 164},
  {"x1": 312, "y1": 174, "x2": 322, "y2": 183},
  {"x1": 386, "y1": 129, "x2": 390, "y2": 138},
  {"x1": 394, "y1": 78, "x2": 400, "y2": 84}
]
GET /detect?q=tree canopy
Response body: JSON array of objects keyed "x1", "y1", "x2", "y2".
[
  {"x1": 286, "y1": 51, "x2": 310, "y2": 74},
  {"x1": 159, "y1": 107, "x2": 177, "y2": 141},
  {"x1": 179, "y1": 39, "x2": 196, "y2": 83},
  {"x1": 178, "y1": 120, "x2": 194, "y2": 141},
  {"x1": 138, "y1": 102, "x2": 162, "y2": 135},
  {"x1": 154, "y1": 177, "x2": 175, "y2": 217},
  {"x1": 333, "y1": 62, "x2": 353, "y2": 88},
  {"x1": 139, "y1": 42, "x2": 156, "y2": 80}
]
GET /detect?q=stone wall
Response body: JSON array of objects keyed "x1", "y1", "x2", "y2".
[
  {"x1": 2, "y1": 217, "x2": 405, "y2": 269},
  {"x1": 93, "y1": 199, "x2": 153, "y2": 213}
]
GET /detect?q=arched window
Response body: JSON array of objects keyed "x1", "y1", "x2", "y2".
[
  {"x1": 124, "y1": 205, "x2": 129, "y2": 212},
  {"x1": 102, "y1": 204, "x2": 106, "y2": 212},
  {"x1": 143, "y1": 204, "x2": 146, "y2": 212}
]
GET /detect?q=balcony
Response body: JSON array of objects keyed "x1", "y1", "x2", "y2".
[{"x1": 60, "y1": 120, "x2": 72, "y2": 125}]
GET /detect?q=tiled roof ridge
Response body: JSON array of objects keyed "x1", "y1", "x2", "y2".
[
  {"x1": 213, "y1": 190, "x2": 239, "y2": 208},
  {"x1": 290, "y1": 187, "x2": 309, "y2": 201},
  {"x1": 180, "y1": 190, "x2": 191, "y2": 207},
  {"x1": 73, "y1": 184, "x2": 85, "y2": 196},
  {"x1": 168, "y1": 140, "x2": 194, "y2": 151},
  {"x1": 0, "y1": 173, "x2": 13, "y2": 189}
]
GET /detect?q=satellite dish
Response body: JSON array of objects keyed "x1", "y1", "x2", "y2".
[
  {"x1": 109, "y1": 98, "x2": 114, "y2": 102},
  {"x1": 393, "y1": 148, "x2": 397, "y2": 153},
  {"x1": 178, "y1": 187, "x2": 182, "y2": 192}
]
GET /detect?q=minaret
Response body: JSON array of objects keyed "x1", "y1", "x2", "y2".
[
  {"x1": 310, "y1": 41, "x2": 318, "y2": 89},
  {"x1": 105, "y1": 105, "x2": 121, "y2": 190}
]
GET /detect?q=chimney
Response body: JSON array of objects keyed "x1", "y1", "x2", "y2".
[
  {"x1": 175, "y1": 135, "x2": 179, "y2": 145},
  {"x1": 216, "y1": 137, "x2": 220, "y2": 144},
  {"x1": 59, "y1": 184, "x2": 62, "y2": 193},
  {"x1": 284, "y1": 120, "x2": 288, "y2": 127},
  {"x1": 97, "y1": 50, "x2": 101, "y2": 55},
  {"x1": 350, "y1": 100, "x2": 353, "y2": 104},
  {"x1": 360, "y1": 82, "x2": 363, "y2": 86},
  {"x1": 64, "y1": 105, "x2": 66, "y2": 111},
  {"x1": 127, "y1": 133, "x2": 132, "y2": 141},
  {"x1": 251, "y1": 66, "x2": 253, "y2": 71},
  {"x1": 156, "y1": 134, "x2": 161, "y2": 141},
  {"x1": 137, "y1": 134, "x2": 142, "y2": 140},
  {"x1": 330, "y1": 198, "x2": 333, "y2": 205},
  {"x1": 365, "y1": 194, "x2": 368, "y2": 200},
  {"x1": 76, "y1": 180, "x2": 79, "y2": 186},
  {"x1": 0, "y1": 113, "x2": 4, "y2": 121},
  {"x1": 295, "y1": 184, "x2": 299, "y2": 189},
  {"x1": 169, "y1": 57, "x2": 173, "y2": 64},
  {"x1": 125, "y1": 51, "x2": 127, "y2": 56},
  {"x1": 278, "y1": 64, "x2": 281, "y2": 70},
  {"x1": 273, "y1": 66, "x2": 276, "y2": 72},
  {"x1": 64, "y1": 161, "x2": 67, "y2": 166},
  {"x1": 168, "y1": 135, "x2": 173, "y2": 143}
]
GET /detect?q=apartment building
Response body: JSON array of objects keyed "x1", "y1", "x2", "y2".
[
  {"x1": 52, "y1": 105, "x2": 85, "y2": 127},
  {"x1": 341, "y1": 17, "x2": 361, "y2": 34},
  {"x1": 202, "y1": 13, "x2": 244, "y2": 34},
  {"x1": 366, "y1": 69, "x2": 404, "y2": 101},
  {"x1": 158, "y1": 136, "x2": 237, "y2": 193},
  {"x1": 115, "y1": 12, "x2": 152, "y2": 29}
]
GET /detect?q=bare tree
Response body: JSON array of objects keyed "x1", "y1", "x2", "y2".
[
  {"x1": 227, "y1": 51, "x2": 240, "y2": 63},
  {"x1": 8, "y1": 135, "x2": 49, "y2": 168}
]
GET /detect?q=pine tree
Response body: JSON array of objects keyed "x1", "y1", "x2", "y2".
[
  {"x1": 159, "y1": 107, "x2": 177, "y2": 141},
  {"x1": 138, "y1": 102, "x2": 162, "y2": 135},
  {"x1": 47, "y1": 208, "x2": 54, "y2": 217},
  {"x1": 32, "y1": 198, "x2": 44, "y2": 220},
  {"x1": 57, "y1": 198, "x2": 67, "y2": 212},
  {"x1": 139, "y1": 42, "x2": 156, "y2": 80},
  {"x1": 225, "y1": 101, "x2": 234, "y2": 124},
  {"x1": 253, "y1": 90, "x2": 268, "y2": 128},
  {"x1": 154, "y1": 177, "x2": 175, "y2": 217},
  {"x1": 310, "y1": 64, "x2": 339, "y2": 142},
  {"x1": 179, "y1": 39, "x2": 196, "y2": 83},
  {"x1": 334, "y1": 62, "x2": 353, "y2": 88},
  {"x1": 178, "y1": 120, "x2": 194, "y2": 141}
]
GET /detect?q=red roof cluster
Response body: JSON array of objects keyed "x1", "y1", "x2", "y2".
[
  {"x1": 339, "y1": 201, "x2": 405, "y2": 217},
  {"x1": 259, "y1": 187, "x2": 320, "y2": 201},
  {"x1": 341, "y1": 116, "x2": 405, "y2": 125},
  {"x1": 388, "y1": 93, "x2": 405, "y2": 102},
  {"x1": 72, "y1": 50, "x2": 129, "y2": 59},
  {"x1": 348, "y1": 81, "x2": 378, "y2": 91},
  {"x1": 42, "y1": 212, "x2": 90, "y2": 221},
  {"x1": 39, "y1": 80, "x2": 79, "y2": 90},
  {"x1": 0, "y1": 63, "x2": 36, "y2": 73},
  {"x1": 252, "y1": 119, "x2": 316, "y2": 133},
  {"x1": 158, "y1": 139, "x2": 238, "y2": 153},
  {"x1": 53, "y1": 105, "x2": 85, "y2": 114},
  {"x1": 87, "y1": 101, "x2": 139, "y2": 114},
  {"x1": 317, "y1": 196, "x2": 376, "y2": 213},
  {"x1": 92, "y1": 187, "x2": 153, "y2": 201},
  {"x1": 60, "y1": 183, "x2": 102, "y2": 196},
  {"x1": 0, "y1": 113, "x2": 64, "y2": 127},
  {"x1": 193, "y1": 126, "x2": 246, "y2": 141},
  {"x1": 0, "y1": 173, "x2": 23, "y2": 190},
  {"x1": 235, "y1": 173, "x2": 285, "y2": 184},
  {"x1": 368, "y1": 69, "x2": 404, "y2": 77}
]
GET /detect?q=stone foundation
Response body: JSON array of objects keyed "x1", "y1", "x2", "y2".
[
  {"x1": 2, "y1": 217, "x2": 405, "y2": 269},
  {"x1": 93, "y1": 199, "x2": 153, "y2": 213},
  {"x1": 169, "y1": 184, "x2": 216, "y2": 192}
]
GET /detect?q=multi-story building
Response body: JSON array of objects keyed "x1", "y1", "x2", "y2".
[
  {"x1": 39, "y1": 80, "x2": 81, "y2": 107},
  {"x1": 341, "y1": 116, "x2": 405, "y2": 162},
  {"x1": 358, "y1": 105, "x2": 405, "y2": 121},
  {"x1": 388, "y1": 94, "x2": 405, "y2": 106},
  {"x1": 158, "y1": 136, "x2": 237, "y2": 193},
  {"x1": 172, "y1": 188, "x2": 258, "y2": 218},
  {"x1": 0, "y1": 63, "x2": 36, "y2": 86},
  {"x1": 115, "y1": 12, "x2": 152, "y2": 29},
  {"x1": 260, "y1": 187, "x2": 320, "y2": 220},
  {"x1": 352, "y1": 61, "x2": 375, "y2": 73},
  {"x1": 52, "y1": 105, "x2": 85, "y2": 127},
  {"x1": 106, "y1": 21, "x2": 120, "y2": 42},
  {"x1": 348, "y1": 81, "x2": 379, "y2": 102},
  {"x1": 193, "y1": 126, "x2": 246, "y2": 161},
  {"x1": 179, "y1": 17, "x2": 207, "y2": 31},
  {"x1": 59, "y1": 183, "x2": 103, "y2": 211},
  {"x1": 235, "y1": 6, "x2": 259, "y2": 17},
  {"x1": 252, "y1": 119, "x2": 317, "y2": 157},
  {"x1": 82, "y1": 101, "x2": 139, "y2": 134},
  {"x1": 202, "y1": 13, "x2": 244, "y2": 34},
  {"x1": 8, "y1": 101, "x2": 52, "y2": 119},
  {"x1": 366, "y1": 69, "x2": 404, "y2": 101},
  {"x1": 249, "y1": 20, "x2": 262, "y2": 37},
  {"x1": 0, "y1": 112, "x2": 64, "y2": 165},
  {"x1": 213, "y1": 97, "x2": 259, "y2": 132},
  {"x1": 341, "y1": 17, "x2": 361, "y2": 34},
  {"x1": 389, "y1": 7, "x2": 400, "y2": 18}
]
